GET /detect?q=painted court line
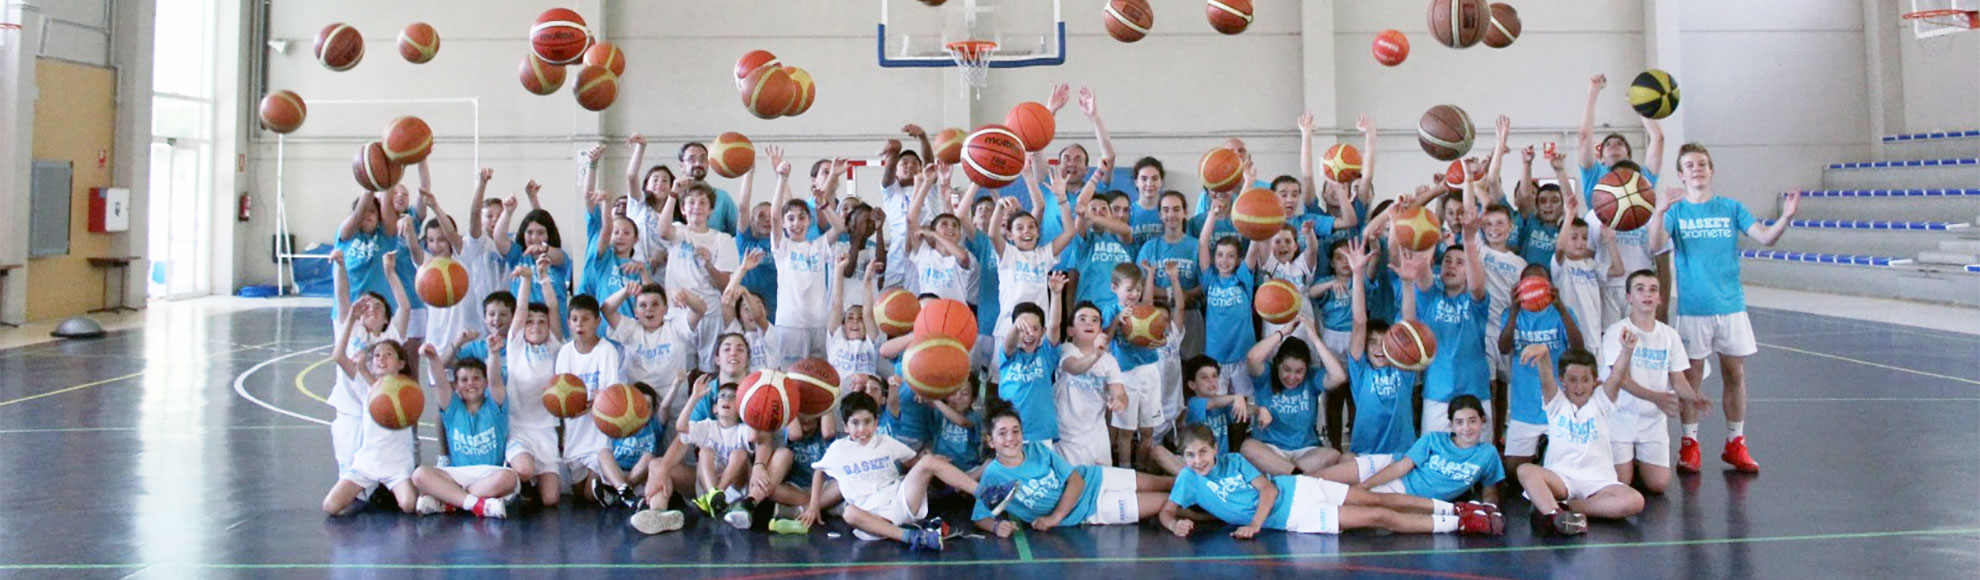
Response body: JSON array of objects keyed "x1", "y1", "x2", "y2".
[
  {"x1": 1758, "y1": 342, "x2": 1980, "y2": 387},
  {"x1": 0, "y1": 371, "x2": 145, "y2": 408},
  {"x1": 232, "y1": 346, "x2": 335, "y2": 427}
]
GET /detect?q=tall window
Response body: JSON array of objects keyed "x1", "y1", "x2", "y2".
[{"x1": 147, "y1": 0, "x2": 213, "y2": 298}]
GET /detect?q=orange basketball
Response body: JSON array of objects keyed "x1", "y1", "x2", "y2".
[
  {"x1": 1004, "y1": 102, "x2": 1057, "y2": 152},
  {"x1": 740, "y1": 66, "x2": 798, "y2": 119},
  {"x1": 785, "y1": 358, "x2": 842, "y2": 418},
  {"x1": 314, "y1": 23, "x2": 364, "y2": 71},
  {"x1": 1515, "y1": 274, "x2": 1552, "y2": 312},
  {"x1": 415, "y1": 256, "x2": 471, "y2": 308},
  {"x1": 1443, "y1": 159, "x2": 1485, "y2": 189},
  {"x1": 1593, "y1": 167, "x2": 1657, "y2": 231},
  {"x1": 382, "y1": 116, "x2": 432, "y2": 165},
  {"x1": 258, "y1": 90, "x2": 306, "y2": 134},
  {"x1": 1383, "y1": 320, "x2": 1438, "y2": 372},
  {"x1": 1199, "y1": 147, "x2": 1242, "y2": 193},
  {"x1": 913, "y1": 298, "x2": 978, "y2": 351},
  {"x1": 933, "y1": 128, "x2": 966, "y2": 164},
  {"x1": 902, "y1": 337, "x2": 972, "y2": 398},
  {"x1": 542, "y1": 373, "x2": 590, "y2": 418},
  {"x1": 1390, "y1": 205, "x2": 1442, "y2": 252},
  {"x1": 1483, "y1": 2, "x2": 1521, "y2": 49},
  {"x1": 876, "y1": 288, "x2": 920, "y2": 337},
  {"x1": 582, "y1": 41, "x2": 625, "y2": 76},
  {"x1": 963, "y1": 125, "x2": 1027, "y2": 188},
  {"x1": 398, "y1": 22, "x2": 440, "y2": 64},
  {"x1": 734, "y1": 50, "x2": 781, "y2": 89},
  {"x1": 1206, "y1": 0, "x2": 1254, "y2": 34},
  {"x1": 1255, "y1": 279, "x2": 1301, "y2": 324},
  {"x1": 368, "y1": 374, "x2": 425, "y2": 429},
  {"x1": 1418, "y1": 104, "x2": 1475, "y2": 161},
  {"x1": 784, "y1": 67, "x2": 816, "y2": 116},
  {"x1": 1322, "y1": 143, "x2": 1362, "y2": 183},
  {"x1": 532, "y1": 8, "x2": 591, "y2": 65},
  {"x1": 1105, "y1": 0, "x2": 1155, "y2": 43},
  {"x1": 1372, "y1": 29, "x2": 1410, "y2": 66},
  {"x1": 573, "y1": 65, "x2": 618, "y2": 111},
  {"x1": 352, "y1": 142, "x2": 404, "y2": 192},
  {"x1": 740, "y1": 370, "x2": 793, "y2": 432},
  {"x1": 1232, "y1": 188, "x2": 1286, "y2": 241},
  {"x1": 519, "y1": 53, "x2": 567, "y2": 95},
  {"x1": 592, "y1": 383, "x2": 652, "y2": 439},
  {"x1": 1427, "y1": 0, "x2": 1488, "y2": 48},
  {"x1": 710, "y1": 132, "x2": 755, "y2": 179},
  {"x1": 1123, "y1": 304, "x2": 1171, "y2": 348}
]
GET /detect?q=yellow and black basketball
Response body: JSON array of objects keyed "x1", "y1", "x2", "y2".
[{"x1": 1628, "y1": 69, "x2": 1680, "y2": 120}]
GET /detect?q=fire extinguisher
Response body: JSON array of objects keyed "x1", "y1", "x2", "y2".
[{"x1": 237, "y1": 191, "x2": 251, "y2": 222}]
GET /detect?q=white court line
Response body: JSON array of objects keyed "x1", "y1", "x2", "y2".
[
  {"x1": 232, "y1": 346, "x2": 334, "y2": 426},
  {"x1": 1751, "y1": 397, "x2": 1980, "y2": 403}
]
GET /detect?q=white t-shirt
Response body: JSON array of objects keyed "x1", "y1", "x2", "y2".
[
  {"x1": 883, "y1": 184, "x2": 951, "y2": 290},
  {"x1": 774, "y1": 235, "x2": 838, "y2": 329},
  {"x1": 811, "y1": 433, "x2": 918, "y2": 513},
  {"x1": 1478, "y1": 244, "x2": 1528, "y2": 332},
  {"x1": 665, "y1": 228, "x2": 740, "y2": 305},
  {"x1": 1159, "y1": 318, "x2": 1186, "y2": 423},
  {"x1": 1056, "y1": 345, "x2": 1124, "y2": 449},
  {"x1": 832, "y1": 240, "x2": 879, "y2": 310},
  {"x1": 722, "y1": 325, "x2": 771, "y2": 374},
  {"x1": 557, "y1": 340, "x2": 626, "y2": 458},
  {"x1": 423, "y1": 244, "x2": 492, "y2": 363},
  {"x1": 624, "y1": 195, "x2": 668, "y2": 264},
  {"x1": 828, "y1": 333, "x2": 881, "y2": 383},
  {"x1": 331, "y1": 326, "x2": 404, "y2": 416},
  {"x1": 995, "y1": 245, "x2": 1057, "y2": 338},
  {"x1": 610, "y1": 316, "x2": 697, "y2": 390},
  {"x1": 1583, "y1": 209, "x2": 1670, "y2": 290},
  {"x1": 460, "y1": 236, "x2": 502, "y2": 332},
  {"x1": 504, "y1": 334, "x2": 564, "y2": 429},
  {"x1": 909, "y1": 245, "x2": 972, "y2": 302},
  {"x1": 351, "y1": 401, "x2": 417, "y2": 476},
  {"x1": 1599, "y1": 319, "x2": 1691, "y2": 418},
  {"x1": 1541, "y1": 391, "x2": 1619, "y2": 483},
  {"x1": 684, "y1": 419, "x2": 758, "y2": 470},
  {"x1": 1552, "y1": 255, "x2": 1606, "y2": 352}
]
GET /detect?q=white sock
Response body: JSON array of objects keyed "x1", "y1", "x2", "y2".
[
  {"x1": 1727, "y1": 421, "x2": 1744, "y2": 439},
  {"x1": 1682, "y1": 423, "x2": 1700, "y2": 439},
  {"x1": 1431, "y1": 514, "x2": 1460, "y2": 533},
  {"x1": 724, "y1": 487, "x2": 743, "y2": 503},
  {"x1": 1431, "y1": 499, "x2": 1455, "y2": 516},
  {"x1": 463, "y1": 494, "x2": 481, "y2": 512}
]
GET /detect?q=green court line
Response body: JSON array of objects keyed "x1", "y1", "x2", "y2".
[
  {"x1": 0, "y1": 425, "x2": 319, "y2": 434},
  {"x1": 3, "y1": 526, "x2": 1975, "y2": 571},
  {"x1": 1012, "y1": 526, "x2": 1033, "y2": 562}
]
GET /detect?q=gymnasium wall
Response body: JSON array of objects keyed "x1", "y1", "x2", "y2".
[
  {"x1": 1893, "y1": 1, "x2": 1980, "y2": 133},
  {"x1": 27, "y1": 59, "x2": 117, "y2": 320}
]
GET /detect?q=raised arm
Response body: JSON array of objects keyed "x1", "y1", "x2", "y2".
[
  {"x1": 490, "y1": 196, "x2": 518, "y2": 255},
  {"x1": 767, "y1": 146, "x2": 792, "y2": 246},
  {"x1": 1644, "y1": 186, "x2": 1677, "y2": 254},
  {"x1": 1079, "y1": 87, "x2": 1117, "y2": 172},
  {"x1": 1354, "y1": 114, "x2": 1377, "y2": 203},
  {"x1": 382, "y1": 250, "x2": 411, "y2": 337},
  {"x1": 625, "y1": 134, "x2": 649, "y2": 202},
  {"x1": 1642, "y1": 117, "x2": 1666, "y2": 176},
  {"x1": 1045, "y1": 272, "x2": 1067, "y2": 342},
  {"x1": 1577, "y1": 74, "x2": 1605, "y2": 169},
  {"x1": 1346, "y1": 239, "x2": 1373, "y2": 360},
  {"x1": 468, "y1": 168, "x2": 493, "y2": 239},
  {"x1": 423, "y1": 188, "x2": 463, "y2": 260},
  {"x1": 1747, "y1": 192, "x2": 1800, "y2": 247},
  {"x1": 1298, "y1": 112, "x2": 1317, "y2": 202},
  {"x1": 1247, "y1": 318, "x2": 1302, "y2": 377}
]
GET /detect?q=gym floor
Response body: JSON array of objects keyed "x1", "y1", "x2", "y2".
[{"x1": 1, "y1": 298, "x2": 1976, "y2": 579}]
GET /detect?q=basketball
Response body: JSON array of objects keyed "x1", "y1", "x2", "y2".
[
  {"x1": 876, "y1": 288, "x2": 921, "y2": 337},
  {"x1": 1383, "y1": 320, "x2": 1438, "y2": 372},
  {"x1": 258, "y1": 90, "x2": 306, "y2": 134},
  {"x1": 382, "y1": 116, "x2": 432, "y2": 165},
  {"x1": 1372, "y1": 29, "x2": 1410, "y2": 66},
  {"x1": 352, "y1": 141, "x2": 404, "y2": 192},
  {"x1": 785, "y1": 358, "x2": 842, "y2": 418},
  {"x1": 583, "y1": 41, "x2": 625, "y2": 77},
  {"x1": 710, "y1": 132, "x2": 755, "y2": 179},
  {"x1": 1444, "y1": 159, "x2": 1484, "y2": 189},
  {"x1": 591, "y1": 383, "x2": 652, "y2": 439},
  {"x1": 740, "y1": 65, "x2": 798, "y2": 119},
  {"x1": 367, "y1": 374, "x2": 425, "y2": 430},
  {"x1": 901, "y1": 337, "x2": 972, "y2": 398},
  {"x1": 1004, "y1": 101, "x2": 1056, "y2": 152},
  {"x1": 1199, "y1": 147, "x2": 1243, "y2": 193},
  {"x1": 414, "y1": 256, "x2": 470, "y2": 308},
  {"x1": 574, "y1": 65, "x2": 618, "y2": 111},
  {"x1": 519, "y1": 53, "x2": 567, "y2": 95},
  {"x1": 1427, "y1": 0, "x2": 1487, "y2": 48},
  {"x1": 314, "y1": 23, "x2": 364, "y2": 71},
  {"x1": 542, "y1": 373, "x2": 590, "y2": 419},
  {"x1": 740, "y1": 370, "x2": 793, "y2": 432},
  {"x1": 1105, "y1": 0, "x2": 1154, "y2": 43},
  {"x1": 784, "y1": 67, "x2": 817, "y2": 116},
  {"x1": 962, "y1": 125, "x2": 1027, "y2": 188},
  {"x1": 1391, "y1": 205, "x2": 1442, "y2": 252},
  {"x1": 1515, "y1": 274, "x2": 1553, "y2": 312},
  {"x1": 1232, "y1": 188, "x2": 1286, "y2": 241},
  {"x1": 1321, "y1": 143, "x2": 1362, "y2": 183},
  {"x1": 1206, "y1": 0, "x2": 1253, "y2": 35},
  {"x1": 531, "y1": 8, "x2": 592, "y2": 65},
  {"x1": 398, "y1": 22, "x2": 440, "y2": 64},
  {"x1": 1123, "y1": 304, "x2": 1171, "y2": 348},
  {"x1": 1418, "y1": 104, "x2": 1475, "y2": 161},
  {"x1": 934, "y1": 128, "x2": 966, "y2": 164},
  {"x1": 913, "y1": 298, "x2": 978, "y2": 351},
  {"x1": 734, "y1": 50, "x2": 781, "y2": 88},
  {"x1": 1629, "y1": 69, "x2": 1681, "y2": 120},
  {"x1": 1594, "y1": 166, "x2": 1658, "y2": 231},
  {"x1": 1254, "y1": 279, "x2": 1301, "y2": 324},
  {"x1": 1483, "y1": 3, "x2": 1520, "y2": 49}
]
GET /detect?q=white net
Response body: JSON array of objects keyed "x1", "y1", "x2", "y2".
[{"x1": 948, "y1": 41, "x2": 997, "y2": 99}]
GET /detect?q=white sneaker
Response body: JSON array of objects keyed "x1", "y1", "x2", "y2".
[
  {"x1": 415, "y1": 495, "x2": 447, "y2": 516},
  {"x1": 631, "y1": 509, "x2": 685, "y2": 535},
  {"x1": 477, "y1": 498, "x2": 507, "y2": 519}
]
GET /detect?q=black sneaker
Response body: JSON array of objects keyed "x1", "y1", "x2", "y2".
[
  {"x1": 591, "y1": 479, "x2": 621, "y2": 507},
  {"x1": 748, "y1": 498, "x2": 777, "y2": 533}
]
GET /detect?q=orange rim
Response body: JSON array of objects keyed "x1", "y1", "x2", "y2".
[
  {"x1": 946, "y1": 40, "x2": 999, "y2": 60},
  {"x1": 1902, "y1": 9, "x2": 1980, "y2": 28}
]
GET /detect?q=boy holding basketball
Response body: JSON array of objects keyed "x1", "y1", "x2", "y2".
[
  {"x1": 601, "y1": 279, "x2": 707, "y2": 431},
  {"x1": 642, "y1": 377, "x2": 764, "y2": 530},
  {"x1": 556, "y1": 296, "x2": 628, "y2": 505},
  {"x1": 1397, "y1": 191, "x2": 1491, "y2": 435},
  {"x1": 1103, "y1": 263, "x2": 1163, "y2": 471},
  {"x1": 1498, "y1": 265, "x2": 1583, "y2": 474},
  {"x1": 1343, "y1": 239, "x2": 1419, "y2": 456}
]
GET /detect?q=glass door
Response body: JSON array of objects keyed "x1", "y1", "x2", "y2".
[{"x1": 146, "y1": 138, "x2": 208, "y2": 299}]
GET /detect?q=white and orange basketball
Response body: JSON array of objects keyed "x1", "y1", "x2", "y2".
[
  {"x1": 1322, "y1": 143, "x2": 1362, "y2": 183},
  {"x1": 1199, "y1": 147, "x2": 1243, "y2": 193},
  {"x1": 258, "y1": 90, "x2": 306, "y2": 134},
  {"x1": 531, "y1": 8, "x2": 591, "y2": 65},
  {"x1": 368, "y1": 374, "x2": 424, "y2": 430},
  {"x1": 1105, "y1": 0, "x2": 1155, "y2": 43},
  {"x1": 382, "y1": 116, "x2": 432, "y2": 165},
  {"x1": 1004, "y1": 101, "x2": 1057, "y2": 152},
  {"x1": 734, "y1": 50, "x2": 781, "y2": 89},
  {"x1": 573, "y1": 65, "x2": 618, "y2": 111},
  {"x1": 415, "y1": 256, "x2": 470, "y2": 308},
  {"x1": 314, "y1": 23, "x2": 364, "y2": 71},
  {"x1": 1594, "y1": 167, "x2": 1657, "y2": 231},
  {"x1": 710, "y1": 132, "x2": 755, "y2": 179},
  {"x1": 542, "y1": 373, "x2": 590, "y2": 418},
  {"x1": 1391, "y1": 205, "x2": 1442, "y2": 252},
  {"x1": 1232, "y1": 188, "x2": 1285, "y2": 241},
  {"x1": 740, "y1": 66, "x2": 798, "y2": 119},
  {"x1": 740, "y1": 370, "x2": 794, "y2": 432},
  {"x1": 876, "y1": 288, "x2": 921, "y2": 338},
  {"x1": 785, "y1": 358, "x2": 842, "y2": 418},
  {"x1": 1254, "y1": 279, "x2": 1301, "y2": 324},
  {"x1": 1383, "y1": 320, "x2": 1437, "y2": 372},
  {"x1": 933, "y1": 127, "x2": 966, "y2": 164},
  {"x1": 1206, "y1": 0, "x2": 1254, "y2": 34},
  {"x1": 352, "y1": 141, "x2": 403, "y2": 192},
  {"x1": 397, "y1": 22, "x2": 440, "y2": 64},
  {"x1": 902, "y1": 337, "x2": 971, "y2": 398},
  {"x1": 582, "y1": 41, "x2": 625, "y2": 76},
  {"x1": 913, "y1": 298, "x2": 977, "y2": 351},
  {"x1": 1123, "y1": 304, "x2": 1171, "y2": 348},
  {"x1": 519, "y1": 53, "x2": 567, "y2": 95},
  {"x1": 591, "y1": 383, "x2": 652, "y2": 439},
  {"x1": 962, "y1": 125, "x2": 1027, "y2": 188},
  {"x1": 783, "y1": 67, "x2": 816, "y2": 116}
]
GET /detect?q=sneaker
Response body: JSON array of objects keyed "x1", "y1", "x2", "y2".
[
  {"x1": 723, "y1": 499, "x2": 754, "y2": 530},
  {"x1": 474, "y1": 498, "x2": 507, "y2": 519},
  {"x1": 692, "y1": 489, "x2": 728, "y2": 518},
  {"x1": 1677, "y1": 437, "x2": 1703, "y2": 473},
  {"x1": 625, "y1": 494, "x2": 648, "y2": 512},
  {"x1": 904, "y1": 528, "x2": 945, "y2": 551},
  {"x1": 1721, "y1": 436, "x2": 1760, "y2": 473},
  {"x1": 768, "y1": 518, "x2": 810, "y2": 535},
  {"x1": 591, "y1": 479, "x2": 621, "y2": 507},
  {"x1": 630, "y1": 509, "x2": 686, "y2": 535},
  {"x1": 1551, "y1": 511, "x2": 1588, "y2": 536},
  {"x1": 913, "y1": 516, "x2": 955, "y2": 539},
  {"x1": 415, "y1": 495, "x2": 448, "y2": 516},
  {"x1": 1455, "y1": 501, "x2": 1499, "y2": 516},
  {"x1": 1457, "y1": 509, "x2": 1504, "y2": 536},
  {"x1": 977, "y1": 481, "x2": 1018, "y2": 517}
]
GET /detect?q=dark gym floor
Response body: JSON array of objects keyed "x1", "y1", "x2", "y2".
[{"x1": 0, "y1": 303, "x2": 1976, "y2": 579}]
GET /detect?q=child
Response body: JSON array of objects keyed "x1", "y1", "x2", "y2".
[
  {"x1": 502, "y1": 260, "x2": 565, "y2": 506},
  {"x1": 410, "y1": 352, "x2": 517, "y2": 518},
  {"x1": 929, "y1": 377, "x2": 985, "y2": 475},
  {"x1": 747, "y1": 412, "x2": 837, "y2": 534},
  {"x1": 1196, "y1": 208, "x2": 1258, "y2": 397},
  {"x1": 1104, "y1": 263, "x2": 1162, "y2": 470},
  {"x1": 415, "y1": 182, "x2": 496, "y2": 364},
  {"x1": 1308, "y1": 240, "x2": 1357, "y2": 358},
  {"x1": 1149, "y1": 356, "x2": 1250, "y2": 475},
  {"x1": 990, "y1": 159, "x2": 1082, "y2": 364},
  {"x1": 997, "y1": 276, "x2": 1065, "y2": 443},
  {"x1": 1064, "y1": 161, "x2": 1131, "y2": 309},
  {"x1": 493, "y1": 182, "x2": 573, "y2": 329},
  {"x1": 658, "y1": 177, "x2": 743, "y2": 373},
  {"x1": 963, "y1": 194, "x2": 1002, "y2": 374},
  {"x1": 1239, "y1": 316, "x2": 1347, "y2": 476},
  {"x1": 1247, "y1": 223, "x2": 1320, "y2": 338},
  {"x1": 1133, "y1": 191, "x2": 1200, "y2": 352},
  {"x1": 1552, "y1": 197, "x2": 1623, "y2": 352},
  {"x1": 903, "y1": 163, "x2": 976, "y2": 302},
  {"x1": 1476, "y1": 202, "x2": 1528, "y2": 407},
  {"x1": 804, "y1": 392, "x2": 978, "y2": 550},
  {"x1": 336, "y1": 189, "x2": 397, "y2": 322},
  {"x1": 447, "y1": 291, "x2": 515, "y2": 368},
  {"x1": 1128, "y1": 157, "x2": 1168, "y2": 250},
  {"x1": 602, "y1": 280, "x2": 706, "y2": 426},
  {"x1": 765, "y1": 146, "x2": 846, "y2": 366},
  {"x1": 1056, "y1": 302, "x2": 1130, "y2": 466},
  {"x1": 719, "y1": 259, "x2": 774, "y2": 373},
  {"x1": 970, "y1": 401, "x2": 1173, "y2": 537},
  {"x1": 643, "y1": 377, "x2": 765, "y2": 530},
  {"x1": 578, "y1": 180, "x2": 646, "y2": 323},
  {"x1": 1601, "y1": 270, "x2": 1707, "y2": 494},
  {"x1": 827, "y1": 258, "x2": 884, "y2": 383},
  {"x1": 1152, "y1": 261, "x2": 1191, "y2": 444},
  {"x1": 1342, "y1": 239, "x2": 1418, "y2": 456},
  {"x1": 1515, "y1": 345, "x2": 1645, "y2": 535},
  {"x1": 322, "y1": 301, "x2": 418, "y2": 515},
  {"x1": 1319, "y1": 395, "x2": 1505, "y2": 510},
  {"x1": 1397, "y1": 194, "x2": 1491, "y2": 434},
  {"x1": 326, "y1": 248, "x2": 410, "y2": 474},
  {"x1": 556, "y1": 295, "x2": 628, "y2": 506},
  {"x1": 1498, "y1": 265, "x2": 1583, "y2": 473}
]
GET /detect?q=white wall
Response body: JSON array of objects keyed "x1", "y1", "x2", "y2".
[{"x1": 1893, "y1": 0, "x2": 1980, "y2": 132}]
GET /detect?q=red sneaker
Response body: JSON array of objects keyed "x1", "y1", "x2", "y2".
[
  {"x1": 1458, "y1": 508, "x2": 1504, "y2": 536},
  {"x1": 1456, "y1": 501, "x2": 1499, "y2": 516},
  {"x1": 1677, "y1": 437, "x2": 1703, "y2": 473},
  {"x1": 1722, "y1": 436, "x2": 1760, "y2": 473}
]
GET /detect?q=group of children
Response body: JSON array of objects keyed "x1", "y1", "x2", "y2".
[{"x1": 319, "y1": 79, "x2": 1799, "y2": 548}]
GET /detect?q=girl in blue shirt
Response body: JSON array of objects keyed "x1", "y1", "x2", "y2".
[
  {"x1": 1320, "y1": 395, "x2": 1505, "y2": 513},
  {"x1": 1239, "y1": 315, "x2": 1347, "y2": 476},
  {"x1": 1197, "y1": 206, "x2": 1259, "y2": 396},
  {"x1": 969, "y1": 401, "x2": 1173, "y2": 537},
  {"x1": 1340, "y1": 239, "x2": 1419, "y2": 456}
]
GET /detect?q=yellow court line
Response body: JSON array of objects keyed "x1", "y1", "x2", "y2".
[
  {"x1": 296, "y1": 357, "x2": 437, "y2": 428},
  {"x1": 1759, "y1": 342, "x2": 1980, "y2": 387},
  {"x1": 0, "y1": 371, "x2": 147, "y2": 408}
]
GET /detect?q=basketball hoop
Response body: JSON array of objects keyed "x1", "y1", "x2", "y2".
[
  {"x1": 1905, "y1": 8, "x2": 1980, "y2": 37},
  {"x1": 946, "y1": 40, "x2": 997, "y2": 99}
]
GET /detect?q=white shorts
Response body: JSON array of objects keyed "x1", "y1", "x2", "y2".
[
  {"x1": 1179, "y1": 309, "x2": 1206, "y2": 361},
  {"x1": 505, "y1": 425, "x2": 562, "y2": 471},
  {"x1": 1261, "y1": 443, "x2": 1322, "y2": 465},
  {"x1": 1485, "y1": 331, "x2": 1510, "y2": 382},
  {"x1": 1079, "y1": 467, "x2": 1143, "y2": 525},
  {"x1": 332, "y1": 413, "x2": 361, "y2": 472},
  {"x1": 1676, "y1": 312, "x2": 1757, "y2": 358},
  {"x1": 766, "y1": 325, "x2": 827, "y2": 368},
  {"x1": 1548, "y1": 468, "x2": 1626, "y2": 502},
  {"x1": 692, "y1": 311, "x2": 727, "y2": 373},
  {"x1": 342, "y1": 462, "x2": 412, "y2": 496},
  {"x1": 1110, "y1": 364, "x2": 1165, "y2": 430},
  {"x1": 1055, "y1": 432, "x2": 1112, "y2": 467},
  {"x1": 563, "y1": 451, "x2": 604, "y2": 483},
  {"x1": 1220, "y1": 362, "x2": 1255, "y2": 398},
  {"x1": 1421, "y1": 400, "x2": 1494, "y2": 435},
  {"x1": 851, "y1": 483, "x2": 931, "y2": 540},
  {"x1": 971, "y1": 334, "x2": 997, "y2": 376},
  {"x1": 1279, "y1": 476, "x2": 1348, "y2": 534},
  {"x1": 1354, "y1": 454, "x2": 1406, "y2": 493},
  {"x1": 437, "y1": 464, "x2": 520, "y2": 498},
  {"x1": 406, "y1": 308, "x2": 428, "y2": 340},
  {"x1": 1608, "y1": 409, "x2": 1672, "y2": 467},
  {"x1": 1321, "y1": 328, "x2": 1352, "y2": 360},
  {"x1": 1504, "y1": 420, "x2": 1548, "y2": 457}
]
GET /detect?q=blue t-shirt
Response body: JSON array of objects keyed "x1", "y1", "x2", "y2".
[
  {"x1": 1501, "y1": 305, "x2": 1570, "y2": 426},
  {"x1": 610, "y1": 418, "x2": 660, "y2": 470},
  {"x1": 737, "y1": 229, "x2": 778, "y2": 319},
  {"x1": 784, "y1": 429, "x2": 828, "y2": 486},
  {"x1": 1200, "y1": 265, "x2": 1257, "y2": 364},
  {"x1": 1347, "y1": 356, "x2": 1418, "y2": 455},
  {"x1": 1185, "y1": 397, "x2": 1233, "y2": 454},
  {"x1": 934, "y1": 408, "x2": 984, "y2": 471},
  {"x1": 442, "y1": 396, "x2": 509, "y2": 467},
  {"x1": 1287, "y1": 213, "x2": 1338, "y2": 264},
  {"x1": 969, "y1": 233, "x2": 1000, "y2": 336},
  {"x1": 1313, "y1": 275, "x2": 1354, "y2": 333},
  {"x1": 1398, "y1": 431, "x2": 1506, "y2": 500},
  {"x1": 1415, "y1": 282, "x2": 1490, "y2": 403},
  {"x1": 335, "y1": 229, "x2": 396, "y2": 319},
  {"x1": 1136, "y1": 236, "x2": 1200, "y2": 299},
  {"x1": 891, "y1": 358, "x2": 936, "y2": 445},
  {"x1": 1167, "y1": 453, "x2": 1293, "y2": 529},
  {"x1": 456, "y1": 337, "x2": 490, "y2": 363},
  {"x1": 1101, "y1": 302, "x2": 1158, "y2": 371},
  {"x1": 1029, "y1": 170, "x2": 1116, "y2": 244},
  {"x1": 503, "y1": 243, "x2": 573, "y2": 313},
  {"x1": 1128, "y1": 202, "x2": 1165, "y2": 254},
  {"x1": 970, "y1": 442, "x2": 1101, "y2": 525},
  {"x1": 1251, "y1": 372, "x2": 1322, "y2": 450},
  {"x1": 1066, "y1": 232, "x2": 1134, "y2": 309},
  {"x1": 1663, "y1": 197, "x2": 1757, "y2": 316},
  {"x1": 707, "y1": 187, "x2": 741, "y2": 236},
  {"x1": 1187, "y1": 213, "x2": 1245, "y2": 253},
  {"x1": 580, "y1": 209, "x2": 642, "y2": 322},
  {"x1": 1517, "y1": 215, "x2": 1559, "y2": 274},
  {"x1": 998, "y1": 343, "x2": 1062, "y2": 442},
  {"x1": 393, "y1": 239, "x2": 425, "y2": 312}
]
